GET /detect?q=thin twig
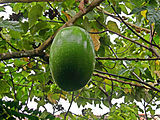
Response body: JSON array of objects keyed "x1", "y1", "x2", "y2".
[
  {"x1": 102, "y1": 64, "x2": 113, "y2": 107},
  {"x1": 0, "y1": 33, "x2": 20, "y2": 51},
  {"x1": 38, "y1": 19, "x2": 64, "y2": 23},
  {"x1": 116, "y1": 43, "x2": 133, "y2": 54},
  {"x1": 150, "y1": 24, "x2": 154, "y2": 47},
  {"x1": 6, "y1": 41, "x2": 20, "y2": 51},
  {"x1": 91, "y1": 81, "x2": 109, "y2": 97},
  {"x1": 143, "y1": 100, "x2": 148, "y2": 120},
  {"x1": 14, "y1": 83, "x2": 31, "y2": 87},
  {"x1": 96, "y1": 57, "x2": 160, "y2": 61},
  {"x1": 27, "y1": 81, "x2": 34, "y2": 105},
  {"x1": 149, "y1": 24, "x2": 160, "y2": 57},
  {"x1": 2, "y1": 61, "x2": 17, "y2": 99},
  {"x1": 91, "y1": 81, "x2": 112, "y2": 108},
  {"x1": 145, "y1": 92, "x2": 158, "y2": 107},
  {"x1": 64, "y1": 92, "x2": 74, "y2": 120}
]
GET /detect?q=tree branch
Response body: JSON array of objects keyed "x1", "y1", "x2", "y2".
[
  {"x1": 94, "y1": 70, "x2": 160, "y2": 92},
  {"x1": 0, "y1": 49, "x2": 39, "y2": 61},
  {"x1": 96, "y1": 57, "x2": 160, "y2": 61},
  {"x1": 38, "y1": 19, "x2": 64, "y2": 24},
  {"x1": 93, "y1": 72, "x2": 147, "y2": 88},
  {"x1": 5, "y1": 53, "x2": 157, "y2": 65},
  {"x1": 14, "y1": 83, "x2": 31, "y2": 87},
  {"x1": 0, "y1": 0, "x2": 56, "y2": 4}
]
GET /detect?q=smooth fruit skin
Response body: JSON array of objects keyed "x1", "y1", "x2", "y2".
[{"x1": 49, "y1": 26, "x2": 95, "y2": 91}]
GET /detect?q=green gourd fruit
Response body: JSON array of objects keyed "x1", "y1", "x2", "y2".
[{"x1": 49, "y1": 26, "x2": 95, "y2": 91}]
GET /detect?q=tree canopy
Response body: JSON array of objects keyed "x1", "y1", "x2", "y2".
[{"x1": 0, "y1": 0, "x2": 160, "y2": 119}]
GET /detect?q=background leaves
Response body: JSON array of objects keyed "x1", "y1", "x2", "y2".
[{"x1": 0, "y1": 0, "x2": 160, "y2": 119}]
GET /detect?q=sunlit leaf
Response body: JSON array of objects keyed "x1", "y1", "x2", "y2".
[{"x1": 141, "y1": 10, "x2": 149, "y2": 22}]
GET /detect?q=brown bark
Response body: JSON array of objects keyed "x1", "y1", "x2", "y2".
[{"x1": 0, "y1": 50, "x2": 39, "y2": 60}]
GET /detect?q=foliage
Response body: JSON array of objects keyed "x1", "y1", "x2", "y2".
[{"x1": 0, "y1": 0, "x2": 160, "y2": 119}]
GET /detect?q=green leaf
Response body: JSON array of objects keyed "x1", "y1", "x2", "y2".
[
  {"x1": 9, "y1": 30, "x2": 21, "y2": 39},
  {"x1": 106, "y1": 20, "x2": 120, "y2": 34},
  {"x1": 119, "y1": 4, "x2": 128, "y2": 14},
  {"x1": 118, "y1": 68, "x2": 129, "y2": 75},
  {"x1": 12, "y1": 3, "x2": 23, "y2": 13},
  {"x1": 28, "y1": 4, "x2": 43, "y2": 27},
  {"x1": 30, "y1": 21, "x2": 49, "y2": 35},
  {"x1": 116, "y1": 6, "x2": 121, "y2": 14},
  {"x1": 154, "y1": 34, "x2": 160, "y2": 45},
  {"x1": 155, "y1": 21, "x2": 160, "y2": 36},
  {"x1": 147, "y1": 106, "x2": 155, "y2": 116},
  {"x1": 39, "y1": 111, "x2": 50, "y2": 119},
  {"x1": 16, "y1": 87, "x2": 28, "y2": 101},
  {"x1": 66, "y1": 10, "x2": 76, "y2": 17},
  {"x1": 20, "y1": 37, "x2": 33, "y2": 50},
  {"x1": 37, "y1": 99, "x2": 45, "y2": 109},
  {"x1": 148, "y1": 0, "x2": 158, "y2": 6},
  {"x1": 45, "y1": 113, "x2": 56, "y2": 119},
  {"x1": 0, "y1": 19, "x2": 23, "y2": 32},
  {"x1": 0, "y1": 80, "x2": 10, "y2": 94},
  {"x1": 129, "y1": 6, "x2": 147, "y2": 14},
  {"x1": 100, "y1": 34, "x2": 112, "y2": 46},
  {"x1": 97, "y1": 45, "x2": 105, "y2": 57},
  {"x1": 86, "y1": 11, "x2": 96, "y2": 20},
  {"x1": 0, "y1": 6, "x2": 5, "y2": 12},
  {"x1": 21, "y1": 21, "x2": 29, "y2": 33},
  {"x1": 147, "y1": 7, "x2": 160, "y2": 24},
  {"x1": 13, "y1": 59, "x2": 28, "y2": 67}
]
